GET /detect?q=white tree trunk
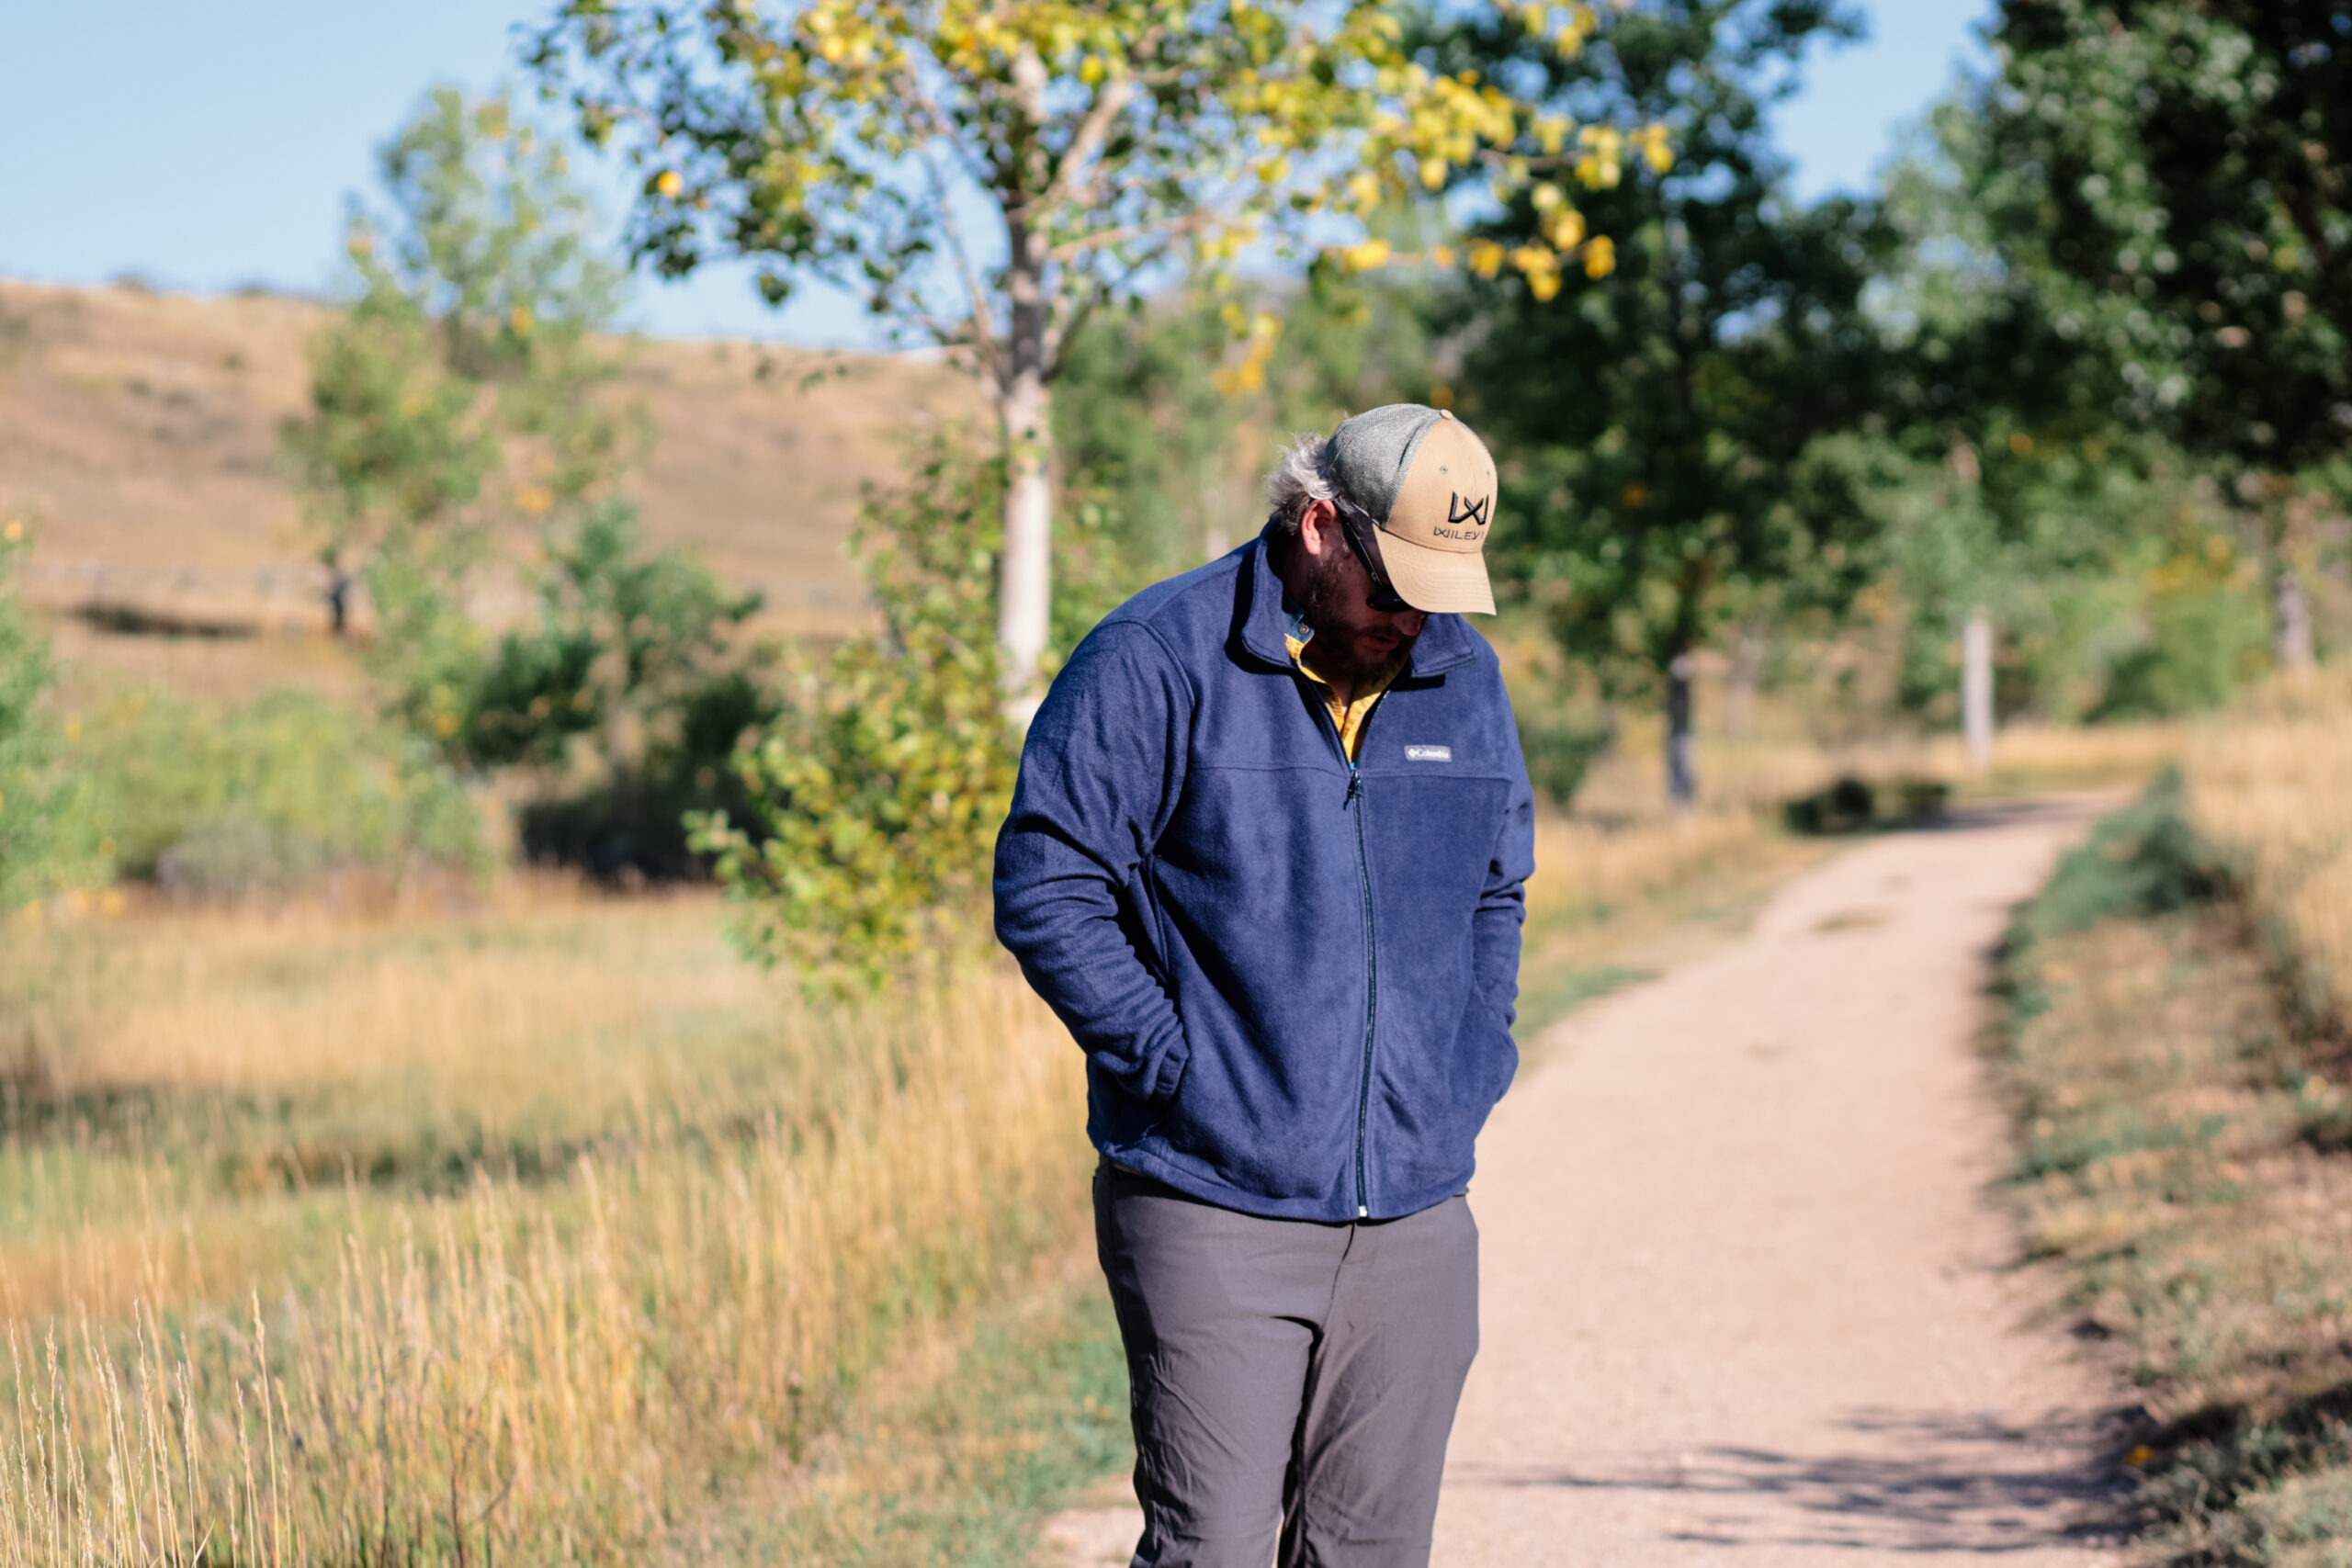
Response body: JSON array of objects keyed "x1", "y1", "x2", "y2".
[
  {"x1": 1962, "y1": 608, "x2": 1994, "y2": 776},
  {"x1": 1665, "y1": 650, "x2": 1696, "y2": 808},
  {"x1": 2274, "y1": 564, "x2": 2315, "y2": 672},
  {"x1": 998, "y1": 367, "x2": 1053, "y2": 712},
  {"x1": 996, "y1": 207, "x2": 1054, "y2": 723}
]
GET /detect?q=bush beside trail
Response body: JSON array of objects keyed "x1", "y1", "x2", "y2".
[{"x1": 66, "y1": 683, "x2": 483, "y2": 901}]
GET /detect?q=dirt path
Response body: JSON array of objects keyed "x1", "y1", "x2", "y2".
[
  {"x1": 1048, "y1": 797, "x2": 2126, "y2": 1567},
  {"x1": 1434, "y1": 797, "x2": 2121, "y2": 1565}
]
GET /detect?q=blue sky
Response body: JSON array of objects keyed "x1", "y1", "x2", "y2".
[{"x1": 0, "y1": 1, "x2": 1990, "y2": 348}]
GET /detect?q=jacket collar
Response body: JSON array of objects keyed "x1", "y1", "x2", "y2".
[{"x1": 1240, "y1": 528, "x2": 1482, "y2": 680}]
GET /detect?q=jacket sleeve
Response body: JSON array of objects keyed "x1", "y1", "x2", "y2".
[
  {"x1": 1475, "y1": 694, "x2": 1539, "y2": 1027},
  {"x1": 993, "y1": 620, "x2": 1194, "y2": 1102}
]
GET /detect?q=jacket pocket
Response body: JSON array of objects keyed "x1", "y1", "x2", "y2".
[{"x1": 1150, "y1": 1032, "x2": 1191, "y2": 1107}]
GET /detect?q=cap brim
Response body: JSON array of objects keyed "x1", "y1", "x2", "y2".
[{"x1": 1377, "y1": 526, "x2": 1496, "y2": 615}]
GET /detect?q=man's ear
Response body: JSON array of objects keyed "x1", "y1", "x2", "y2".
[{"x1": 1299, "y1": 499, "x2": 1338, "y2": 558}]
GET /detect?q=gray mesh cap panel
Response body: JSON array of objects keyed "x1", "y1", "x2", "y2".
[{"x1": 1328, "y1": 402, "x2": 1445, "y2": 526}]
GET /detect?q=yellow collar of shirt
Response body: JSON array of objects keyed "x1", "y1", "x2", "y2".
[{"x1": 1283, "y1": 608, "x2": 1402, "y2": 762}]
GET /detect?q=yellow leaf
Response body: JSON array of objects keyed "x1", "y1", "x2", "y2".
[
  {"x1": 1429, "y1": 244, "x2": 1455, "y2": 269},
  {"x1": 1544, "y1": 208, "x2": 1586, "y2": 250},
  {"x1": 1577, "y1": 123, "x2": 1624, "y2": 189},
  {"x1": 1583, "y1": 234, "x2": 1615, "y2": 278},
  {"x1": 1638, "y1": 120, "x2": 1674, "y2": 174},
  {"x1": 656, "y1": 169, "x2": 684, "y2": 198},
  {"x1": 1419, "y1": 155, "x2": 1448, "y2": 190},
  {"x1": 1467, "y1": 239, "x2": 1506, "y2": 279}
]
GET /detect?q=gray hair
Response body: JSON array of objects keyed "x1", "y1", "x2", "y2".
[{"x1": 1264, "y1": 431, "x2": 1339, "y2": 547}]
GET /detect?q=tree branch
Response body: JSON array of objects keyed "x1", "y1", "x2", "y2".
[
  {"x1": 1046, "y1": 256, "x2": 1148, "y2": 378},
  {"x1": 1032, "y1": 64, "x2": 1145, "y2": 217},
  {"x1": 896, "y1": 61, "x2": 1007, "y2": 386},
  {"x1": 1046, "y1": 208, "x2": 1225, "y2": 264},
  {"x1": 919, "y1": 143, "x2": 1008, "y2": 386}
]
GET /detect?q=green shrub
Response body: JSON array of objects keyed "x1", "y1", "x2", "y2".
[
  {"x1": 1514, "y1": 710, "x2": 1613, "y2": 809},
  {"x1": 1781, "y1": 774, "x2": 1951, "y2": 836},
  {"x1": 0, "y1": 522, "x2": 95, "y2": 906},
  {"x1": 2091, "y1": 554, "x2": 2270, "y2": 722},
  {"x1": 69, "y1": 686, "x2": 483, "y2": 897},
  {"x1": 692, "y1": 435, "x2": 1017, "y2": 996},
  {"x1": 2007, "y1": 769, "x2": 2228, "y2": 945}
]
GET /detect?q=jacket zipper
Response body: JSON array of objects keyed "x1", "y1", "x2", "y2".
[
  {"x1": 1346, "y1": 753, "x2": 1378, "y2": 1219},
  {"x1": 1302, "y1": 672, "x2": 1385, "y2": 1221},
  {"x1": 1342, "y1": 702, "x2": 1384, "y2": 1220}
]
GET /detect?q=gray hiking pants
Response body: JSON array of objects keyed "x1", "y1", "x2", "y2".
[{"x1": 1092, "y1": 1160, "x2": 1480, "y2": 1568}]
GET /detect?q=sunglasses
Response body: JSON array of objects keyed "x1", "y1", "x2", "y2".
[{"x1": 1326, "y1": 494, "x2": 1415, "y2": 614}]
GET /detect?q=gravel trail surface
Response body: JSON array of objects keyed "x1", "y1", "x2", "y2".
[
  {"x1": 1049, "y1": 798, "x2": 2124, "y2": 1566},
  {"x1": 1433, "y1": 797, "x2": 2120, "y2": 1565}
]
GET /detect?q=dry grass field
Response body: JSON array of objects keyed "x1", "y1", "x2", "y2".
[
  {"x1": 0, "y1": 887, "x2": 1092, "y2": 1564},
  {"x1": 2186, "y1": 667, "x2": 2352, "y2": 1043},
  {"x1": 1569, "y1": 703, "x2": 2186, "y2": 823}
]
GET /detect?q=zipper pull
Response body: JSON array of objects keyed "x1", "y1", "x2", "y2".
[{"x1": 1345, "y1": 767, "x2": 1360, "y2": 805}]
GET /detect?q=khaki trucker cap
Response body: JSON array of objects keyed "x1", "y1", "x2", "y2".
[{"x1": 1327, "y1": 403, "x2": 1498, "y2": 615}]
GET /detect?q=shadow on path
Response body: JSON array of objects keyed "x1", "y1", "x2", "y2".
[{"x1": 1448, "y1": 1408, "x2": 2129, "y2": 1555}]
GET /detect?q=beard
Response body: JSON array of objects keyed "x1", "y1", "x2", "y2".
[{"x1": 1298, "y1": 547, "x2": 1416, "y2": 686}]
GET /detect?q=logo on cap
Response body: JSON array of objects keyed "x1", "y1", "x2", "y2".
[{"x1": 1447, "y1": 492, "x2": 1490, "y2": 530}]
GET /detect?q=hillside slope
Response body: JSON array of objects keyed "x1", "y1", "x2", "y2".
[{"x1": 0, "y1": 277, "x2": 978, "y2": 694}]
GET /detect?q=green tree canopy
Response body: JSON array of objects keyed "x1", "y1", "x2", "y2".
[
  {"x1": 287, "y1": 88, "x2": 774, "y2": 880},
  {"x1": 531, "y1": 0, "x2": 1651, "y2": 705},
  {"x1": 284, "y1": 85, "x2": 636, "y2": 630},
  {"x1": 1436, "y1": 0, "x2": 1888, "y2": 803},
  {"x1": 1958, "y1": 0, "x2": 2352, "y2": 663}
]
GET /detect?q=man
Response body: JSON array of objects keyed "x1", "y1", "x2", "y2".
[{"x1": 994, "y1": 404, "x2": 1535, "y2": 1568}]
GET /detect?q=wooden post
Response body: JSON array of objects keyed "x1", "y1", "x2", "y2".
[{"x1": 1962, "y1": 608, "x2": 1994, "y2": 776}]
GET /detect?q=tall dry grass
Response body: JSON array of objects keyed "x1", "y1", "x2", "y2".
[
  {"x1": 1524, "y1": 809, "x2": 1766, "y2": 925},
  {"x1": 0, "y1": 894, "x2": 1090, "y2": 1565},
  {"x1": 1996, "y1": 722, "x2": 2352, "y2": 1563},
  {"x1": 2183, "y1": 665, "x2": 2352, "y2": 1038},
  {"x1": 1968, "y1": 676, "x2": 2352, "y2": 1562}
]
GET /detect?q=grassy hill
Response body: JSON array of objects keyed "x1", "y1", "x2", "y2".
[{"x1": 0, "y1": 276, "x2": 977, "y2": 700}]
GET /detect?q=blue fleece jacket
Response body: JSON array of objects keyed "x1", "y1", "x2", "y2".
[{"x1": 992, "y1": 532, "x2": 1537, "y2": 1222}]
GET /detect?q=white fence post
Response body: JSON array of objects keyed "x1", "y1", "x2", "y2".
[{"x1": 1962, "y1": 608, "x2": 1994, "y2": 776}]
